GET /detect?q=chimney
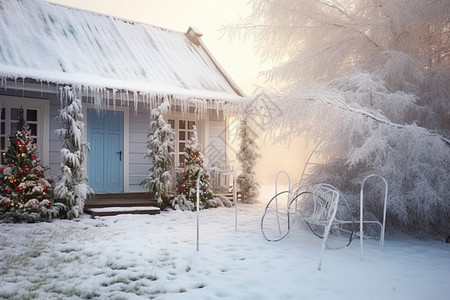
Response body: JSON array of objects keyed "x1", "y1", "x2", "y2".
[{"x1": 186, "y1": 26, "x2": 203, "y2": 45}]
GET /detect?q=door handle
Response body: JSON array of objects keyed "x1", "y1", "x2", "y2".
[{"x1": 117, "y1": 150, "x2": 122, "y2": 161}]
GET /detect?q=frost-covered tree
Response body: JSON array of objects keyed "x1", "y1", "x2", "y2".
[
  {"x1": 234, "y1": 0, "x2": 450, "y2": 237},
  {"x1": 235, "y1": 0, "x2": 450, "y2": 89},
  {"x1": 141, "y1": 101, "x2": 174, "y2": 207},
  {"x1": 237, "y1": 117, "x2": 260, "y2": 204},
  {"x1": 54, "y1": 87, "x2": 92, "y2": 219}
]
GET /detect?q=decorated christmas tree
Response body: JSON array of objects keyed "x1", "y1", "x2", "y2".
[
  {"x1": 173, "y1": 125, "x2": 213, "y2": 210},
  {"x1": 141, "y1": 101, "x2": 175, "y2": 207},
  {"x1": 0, "y1": 108, "x2": 60, "y2": 222},
  {"x1": 54, "y1": 87, "x2": 92, "y2": 219}
]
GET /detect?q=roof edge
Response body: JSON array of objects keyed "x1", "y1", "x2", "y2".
[{"x1": 186, "y1": 27, "x2": 246, "y2": 98}]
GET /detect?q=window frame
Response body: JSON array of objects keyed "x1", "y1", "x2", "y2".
[
  {"x1": 0, "y1": 96, "x2": 50, "y2": 167},
  {"x1": 168, "y1": 116, "x2": 198, "y2": 168}
]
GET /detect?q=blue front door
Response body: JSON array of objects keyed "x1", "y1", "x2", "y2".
[{"x1": 87, "y1": 109, "x2": 124, "y2": 193}]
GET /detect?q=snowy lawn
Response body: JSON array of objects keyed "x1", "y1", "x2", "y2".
[{"x1": 1, "y1": 186, "x2": 449, "y2": 300}]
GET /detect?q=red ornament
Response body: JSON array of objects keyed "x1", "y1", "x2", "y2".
[
  {"x1": 0, "y1": 168, "x2": 3, "y2": 173},
  {"x1": 206, "y1": 174, "x2": 209, "y2": 178},
  {"x1": 24, "y1": 166, "x2": 30, "y2": 172},
  {"x1": 5, "y1": 187, "x2": 11, "y2": 194},
  {"x1": 43, "y1": 186, "x2": 47, "y2": 191},
  {"x1": 31, "y1": 156, "x2": 36, "y2": 160},
  {"x1": 9, "y1": 163, "x2": 13, "y2": 167},
  {"x1": 16, "y1": 141, "x2": 21, "y2": 145},
  {"x1": 17, "y1": 187, "x2": 23, "y2": 193}
]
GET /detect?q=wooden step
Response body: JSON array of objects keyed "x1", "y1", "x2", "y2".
[
  {"x1": 86, "y1": 206, "x2": 160, "y2": 217},
  {"x1": 84, "y1": 193, "x2": 160, "y2": 217}
]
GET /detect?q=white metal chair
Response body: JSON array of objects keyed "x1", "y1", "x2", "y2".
[
  {"x1": 302, "y1": 184, "x2": 354, "y2": 270},
  {"x1": 261, "y1": 173, "x2": 389, "y2": 270}
]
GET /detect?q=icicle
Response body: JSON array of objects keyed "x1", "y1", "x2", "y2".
[
  {"x1": 134, "y1": 91, "x2": 138, "y2": 113},
  {"x1": 59, "y1": 86, "x2": 64, "y2": 109},
  {"x1": 215, "y1": 100, "x2": 220, "y2": 119},
  {"x1": 21, "y1": 78, "x2": 24, "y2": 97},
  {"x1": 112, "y1": 89, "x2": 117, "y2": 110}
]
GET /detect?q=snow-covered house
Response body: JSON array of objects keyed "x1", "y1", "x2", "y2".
[{"x1": 0, "y1": 0, "x2": 243, "y2": 196}]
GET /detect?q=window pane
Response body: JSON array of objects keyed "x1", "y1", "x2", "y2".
[
  {"x1": 168, "y1": 119, "x2": 175, "y2": 128},
  {"x1": 188, "y1": 121, "x2": 195, "y2": 129},
  {"x1": 29, "y1": 123, "x2": 37, "y2": 136},
  {"x1": 27, "y1": 109, "x2": 38, "y2": 121},
  {"x1": 1, "y1": 108, "x2": 5, "y2": 120},
  {"x1": 1, "y1": 137, "x2": 4, "y2": 149},
  {"x1": 1, "y1": 122, "x2": 4, "y2": 134},
  {"x1": 188, "y1": 131, "x2": 194, "y2": 139},
  {"x1": 179, "y1": 142, "x2": 185, "y2": 152},
  {"x1": 10, "y1": 122, "x2": 18, "y2": 133},
  {"x1": 179, "y1": 131, "x2": 185, "y2": 140},
  {"x1": 179, "y1": 154, "x2": 184, "y2": 166},
  {"x1": 179, "y1": 120, "x2": 185, "y2": 129},
  {"x1": 11, "y1": 108, "x2": 21, "y2": 120}
]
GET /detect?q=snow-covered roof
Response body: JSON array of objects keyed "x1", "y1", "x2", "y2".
[{"x1": 0, "y1": 0, "x2": 244, "y2": 102}]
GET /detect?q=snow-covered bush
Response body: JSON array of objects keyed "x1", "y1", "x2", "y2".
[
  {"x1": 237, "y1": 117, "x2": 260, "y2": 204},
  {"x1": 141, "y1": 101, "x2": 174, "y2": 207},
  {"x1": 54, "y1": 87, "x2": 92, "y2": 219}
]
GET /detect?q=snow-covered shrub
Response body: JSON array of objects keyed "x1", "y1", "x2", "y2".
[
  {"x1": 170, "y1": 194, "x2": 233, "y2": 211},
  {"x1": 54, "y1": 87, "x2": 92, "y2": 219},
  {"x1": 141, "y1": 101, "x2": 174, "y2": 207},
  {"x1": 236, "y1": 117, "x2": 260, "y2": 204}
]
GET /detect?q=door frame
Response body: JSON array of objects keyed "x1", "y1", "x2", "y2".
[{"x1": 83, "y1": 104, "x2": 129, "y2": 193}]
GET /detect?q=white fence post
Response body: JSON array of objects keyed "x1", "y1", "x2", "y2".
[{"x1": 196, "y1": 170, "x2": 202, "y2": 252}]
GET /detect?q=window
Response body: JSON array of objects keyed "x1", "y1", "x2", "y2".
[
  {"x1": 0, "y1": 97, "x2": 49, "y2": 166},
  {"x1": 168, "y1": 118, "x2": 197, "y2": 167}
]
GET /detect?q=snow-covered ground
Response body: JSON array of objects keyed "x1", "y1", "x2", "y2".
[{"x1": 1, "y1": 186, "x2": 449, "y2": 300}]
